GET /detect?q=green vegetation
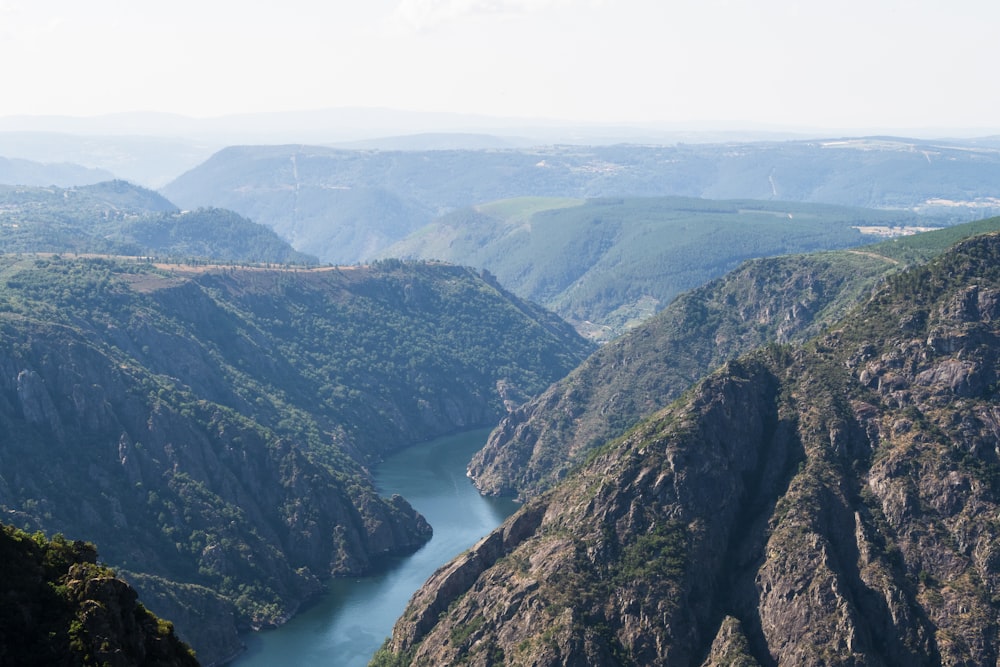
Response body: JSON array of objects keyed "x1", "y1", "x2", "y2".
[
  {"x1": 0, "y1": 524, "x2": 198, "y2": 666},
  {"x1": 868, "y1": 216, "x2": 1000, "y2": 264},
  {"x1": 162, "y1": 138, "x2": 1000, "y2": 267},
  {"x1": 383, "y1": 195, "x2": 934, "y2": 337},
  {"x1": 369, "y1": 640, "x2": 413, "y2": 667},
  {"x1": 0, "y1": 255, "x2": 589, "y2": 662},
  {"x1": 614, "y1": 520, "x2": 687, "y2": 584},
  {"x1": 381, "y1": 230, "x2": 1000, "y2": 666},
  {"x1": 470, "y1": 216, "x2": 1000, "y2": 500},
  {"x1": 0, "y1": 181, "x2": 316, "y2": 264}
]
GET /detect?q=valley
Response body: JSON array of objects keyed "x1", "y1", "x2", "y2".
[
  {"x1": 234, "y1": 429, "x2": 517, "y2": 667},
  {"x1": 3, "y1": 134, "x2": 1000, "y2": 666},
  {"x1": 0, "y1": 251, "x2": 588, "y2": 665}
]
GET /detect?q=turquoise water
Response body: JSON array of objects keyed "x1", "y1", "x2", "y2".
[{"x1": 231, "y1": 429, "x2": 518, "y2": 667}]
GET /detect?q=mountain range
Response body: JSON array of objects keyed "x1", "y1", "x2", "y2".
[
  {"x1": 6, "y1": 126, "x2": 1000, "y2": 666},
  {"x1": 469, "y1": 218, "x2": 1000, "y2": 500},
  {"x1": 160, "y1": 138, "x2": 1000, "y2": 265}
]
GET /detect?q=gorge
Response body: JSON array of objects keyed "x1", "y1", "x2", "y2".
[{"x1": 233, "y1": 429, "x2": 517, "y2": 667}]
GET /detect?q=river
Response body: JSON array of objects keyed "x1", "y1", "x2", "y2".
[{"x1": 231, "y1": 428, "x2": 519, "y2": 667}]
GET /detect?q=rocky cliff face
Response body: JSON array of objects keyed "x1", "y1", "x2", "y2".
[
  {"x1": 469, "y1": 249, "x2": 894, "y2": 500},
  {"x1": 0, "y1": 257, "x2": 588, "y2": 665},
  {"x1": 379, "y1": 233, "x2": 1000, "y2": 665},
  {"x1": 1, "y1": 315, "x2": 429, "y2": 665}
]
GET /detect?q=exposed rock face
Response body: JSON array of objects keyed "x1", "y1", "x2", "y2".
[
  {"x1": 380, "y1": 233, "x2": 1000, "y2": 665},
  {"x1": 0, "y1": 524, "x2": 199, "y2": 667},
  {"x1": 0, "y1": 257, "x2": 588, "y2": 665},
  {"x1": 469, "y1": 250, "x2": 895, "y2": 500}
]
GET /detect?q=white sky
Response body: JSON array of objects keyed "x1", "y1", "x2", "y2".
[{"x1": 0, "y1": 0, "x2": 996, "y2": 131}]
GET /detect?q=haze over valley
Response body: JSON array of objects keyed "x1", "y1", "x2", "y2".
[{"x1": 3, "y1": 1, "x2": 1000, "y2": 666}]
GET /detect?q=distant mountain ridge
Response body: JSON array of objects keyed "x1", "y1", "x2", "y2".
[
  {"x1": 0, "y1": 154, "x2": 115, "y2": 187},
  {"x1": 162, "y1": 138, "x2": 1000, "y2": 265}
]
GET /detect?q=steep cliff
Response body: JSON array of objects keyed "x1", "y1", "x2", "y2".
[
  {"x1": 0, "y1": 256, "x2": 589, "y2": 664},
  {"x1": 0, "y1": 524, "x2": 199, "y2": 667},
  {"x1": 469, "y1": 218, "x2": 1000, "y2": 500},
  {"x1": 378, "y1": 232, "x2": 1000, "y2": 665}
]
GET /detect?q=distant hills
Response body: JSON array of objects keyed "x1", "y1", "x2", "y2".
[
  {"x1": 381, "y1": 195, "x2": 929, "y2": 337},
  {"x1": 161, "y1": 138, "x2": 1000, "y2": 265},
  {"x1": 0, "y1": 131, "x2": 217, "y2": 188},
  {"x1": 0, "y1": 155, "x2": 114, "y2": 187},
  {"x1": 8, "y1": 120, "x2": 1000, "y2": 665},
  {"x1": 0, "y1": 180, "x2": 316, "y2": 264}
]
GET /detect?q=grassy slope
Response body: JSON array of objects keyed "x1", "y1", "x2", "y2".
[{"x1": 383, "y1": 195, "x2": 931, "y2": 338}]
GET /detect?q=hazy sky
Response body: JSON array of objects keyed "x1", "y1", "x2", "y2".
[{"x1": 1, "y1": 0, "x2": 996, "y2": 131}]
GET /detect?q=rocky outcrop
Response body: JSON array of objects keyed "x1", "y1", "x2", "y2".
[
  {"x1": 380, "y1": 233, "x2": 1000, "y2": 665},
  {"x1": 0, "y1": 524, "x2": 199, "y2": 667}
]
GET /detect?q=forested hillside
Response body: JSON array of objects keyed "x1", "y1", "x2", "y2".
[
  {"x1": 470, "y1": 217, "x2": 1000, "y2": 500},
  {"x1": 161, "y1": 138, "x2": 1000, "y2": 264},
  {"x1": 0, "y1": 256, "x2": 589, "y2": 664},
  {"x1": 383, "y1": 196, "x2": 926, "y2": 336},
  {"x1": 0, "y1": 181, "x2": 315, "y2": 264},
  {"x1": 377, "y1": 229, "x2": 1000, "y2": 666},
  {"x1": 0, "y1": 524, "x2": 199, "y2": 666}
]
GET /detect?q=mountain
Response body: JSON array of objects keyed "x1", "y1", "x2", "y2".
[
  {"x1": 0, "y1": 181, "x2": 316, "y2": 264},
  {"x1": 0, "y1": 155, "x2": 115, "y2": 187},
  {"x1": 376, "y1": 230, "x2": 1000, "y2": 666},
  {"x1": 469, "y1": 217, "x2": 1000, "y2": 500},
  {"x1": 0, "y1": 257, "x2": 590, "y2": 665},
  {"x1": 161, "y1": 138, "x2": 1000, "y2": 264},
  {"x1": 381, "y1": 196, "x2": 926, "y2": 337},
  {"x1": 0, "y1": 524, "x2": 199, "y2": 666}
]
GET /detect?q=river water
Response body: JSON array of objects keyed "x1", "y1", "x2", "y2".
[{"x1": 231, "y1": 428, "x2": 518, "y2": 667}]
